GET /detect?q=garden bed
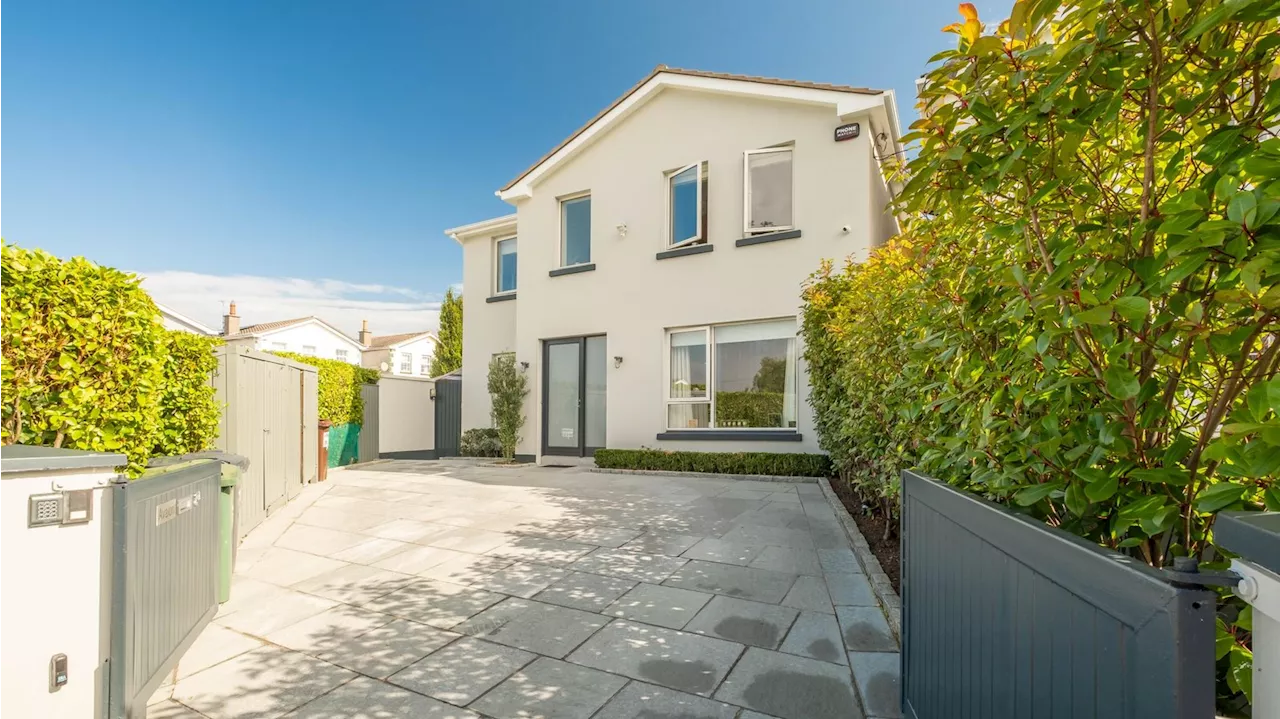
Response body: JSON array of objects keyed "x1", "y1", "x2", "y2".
[{"x1": 829, "y1": 478, "x2": 900, "y2": 594}]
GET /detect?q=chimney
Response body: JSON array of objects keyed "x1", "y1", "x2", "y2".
[
  {"x1": 358, "y1": 319, "x2": 372, "y2": 346},
  {"x1": 223, "y1": 301, "x2": 240, "y2": 336}
]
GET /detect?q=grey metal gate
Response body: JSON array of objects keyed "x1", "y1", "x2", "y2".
[
  {"x1": 109, "y1": 460, "x2": 221, "y2": 718},
  {"x1": 901, "y1": 471, "x2": 1216, "y2": 719},
  {"x1": 359, "y1": 383, "x2": 379, "y2": 462},
  {"x1": 434, "y1": 374, "x2": 462, "y2": 457}
]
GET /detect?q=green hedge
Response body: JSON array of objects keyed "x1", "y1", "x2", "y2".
[
  {"x1": 273, "y1": 352, "x2": 378, "y2": 425},
  {"x1": 2, "y1": 244, "x2": 164, "y2": 475},
  {"x1": 154, "y1": 330, "x2": 223, "y2": 457},
  {"x1": 714, "y1": 391, "x2": 786, "y2": 428},
  {"x1": 460, "y1": 428, "x2": 501, "y2": 457},
  {"x1": 594, "y1": 449, "x2": 831, "y2": 477}
]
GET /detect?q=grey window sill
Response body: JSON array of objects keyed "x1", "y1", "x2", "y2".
[
  {"x1": 736, "y1": 229, "x2": 802, "y2": 247},
  {"x1": 549, "y1": 263, "x2": 596, "y2": 277},
  {"x1": 656, "y1": 243, "x2": 714, "y2": 261},
  {"x1": 486, "y1": 293, "x2": 517, "y2": 303},
  {"x1": 656, "y1": 430, "x2": 803, "y2": 442}
]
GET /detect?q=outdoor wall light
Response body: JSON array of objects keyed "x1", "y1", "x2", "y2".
[
  {"x1": 614, "y1": 356, "x2": 624, "y2": 368},
  {"x1": 616, "y1": 223, "x2": 628, "y2": 238},
  {"x1": 520, "y1": 361, "x2": 530, "y2": 371},
  {"x1": 429, "y1": 388, "x2": 436, "y2": 401}
]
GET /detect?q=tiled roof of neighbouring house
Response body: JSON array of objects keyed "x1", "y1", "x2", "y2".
[
  {"x1": 365, "y1": 332, "x2": 436, "y2": 350},
  {"x1": 225, "y1": 316, "x2": 313, "y2": 338}
]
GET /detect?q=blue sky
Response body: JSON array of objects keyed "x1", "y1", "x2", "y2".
[{"x1": 4, "y1": 0, "x2": 1006, "y2": 333}]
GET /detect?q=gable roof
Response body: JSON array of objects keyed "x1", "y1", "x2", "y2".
[
  {"x1": 156, "y1": 303, "x2": 218, "y2": 336},
  {"x1": 227, "y1": 316, "x2": 361, "y2": 347},
  {"x1": 365, "y1": 331, "x2": 438, "y2": 350},
  {"x1": 497, "y1": 65, "x2": 895, "y2": 202}
]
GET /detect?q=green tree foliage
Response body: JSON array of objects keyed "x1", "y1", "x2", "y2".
[
  {"x1": 153, "y1": 330, "x2": 223, "y2": 457},
  {"x1": 431, "y1": 288, "x2": 463, "y2": 377},
  {"x1": 752, "y1": 356, "x2": 787, "y2": 392},
  {"x1": 274, "y1": 352, "x2": 379, "y2": 425},
  {"x1": 715, "y1": 391, "x2": 785, "y2": 428},
  {"x1": 803, "y1": 1, "x2": 1278, "y2": 708},
  {"x1": 2, "y1": 243, "x2": 166, "y2": 474},
  {"x1": 487, "y1": 353, "x2": 528, "y2": 461}
]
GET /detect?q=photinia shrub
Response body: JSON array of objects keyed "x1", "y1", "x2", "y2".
[{"x1": 153, "y1": 330, "x2": 223, "y2": 457}]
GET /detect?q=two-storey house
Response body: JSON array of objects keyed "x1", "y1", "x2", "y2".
[{"x1": 446, "y1": 67, "x2": 902, "y2": 462}]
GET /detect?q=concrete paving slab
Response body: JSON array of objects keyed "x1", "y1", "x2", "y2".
[
  {"x1": 275, "y1": 524, "x2": 373, "y2": 558},
  {"x1": 170, "y1": 623, "x2": 264, "y2": 680},
  {"x1": 388, "y1": 637, "x2": 535, "y2": 705},
  {"x1": 532, "y1": 571, "x2": 637, "y2": 611},
  {"x1": 172, "y1": 645, "x2": 355, "y2": 719},
  {"x1": 240, "y1": 547, "x2": 350, "y2": 587},
  {"x1": 713, "y1": 647, "x2": 862, "y2": 719},
  {"x1": 779, "y1": 612, "x2": 847, "y2": 665},
  {"x1": 470, "y1": 657, "x2": 628, "y2": 719},
  {"x1": 682, "y1": 538, "x2": 766, "y2": 566},
  {"x1": 592, "y1": 681, "x2": 740, "y2": 719},
  {"x1": 291, "y1": 563, "x2": 417, "y2": 604},
  {"x1": 365, "y1": 518, "x2": 450, "y2": 543},
  {"x1": 470, "y1": 561, "x2": 569, "y2": 598},
  {"x1": 330, "y1": 537, "x2": 416, "y2": 565},
  {"x1": 780, "y1": 575, "x2": 834, "y2": 614},
  {"x1": 424, "y1": 526, "x2": 512, "y2": 554},
  {"x1": 372, "y1": 545, "x2": 472, "y2": 575},
  {"x1": 620, "y1": 532, "x2": 703, "y2": 557},
  {"x1": 683, "y1": 596, "x2": 799, "y2": 650},
  {"x1": 283, "y1": 676, "x2": 480, "y2": 718},
  {"x1": 216, "y1": 588, "x2": 339, "y2": 637},
  {"x1": 749, "y1": 546, "x2": 822, "y2": 576},
  {"x1": 566, "y1": 620, "x2": 744, "y2": 697},
  {"x1": 571, "y1": 548, "x2": 688, "y2": 583},
  {"x1": 817, "y1": 548, "x2": 862, "y2": 574},
  {"x1": 664, "y1": 560, "x2": 797, "y2": 604},
  {"x1": 147, "y1": 700, "x2": 206, "y2": 718},
  {"x1": 454, "y1": 598, "x2": 610, "y2": 658},
  {"x1": 318, "y1": 619, "x2": 459, "y2": 679},
  {"x1": 488, "y1": 535, "x2": 597, "y2": 566},
  {"x1": 265, "y1": 604, "x2": 394, "y2": 654},
  {"x1": 848, "y1": 652, "x2": 902, "y2": 718},
  {"x1": 720, "y1": 525, "x2": 814, "y2": 550},
  {"x1": 825, "y1": 573, "x2": 878, "y2": 607},
  {"x1": 604, "y1": 582, "x2": 713, "y2": 629},
  {"x1": 836, "y1": 607, "x2": 897, "y2": 652},
  {"x1": 363, "y1": 579, "x2": 506, "y2": 629},
  {"x1": 418, "y1": 553, "x2": 515, "y2": 585},
  {"x1": 570, "y1": 525, "x2": 644, "y2": 547}
]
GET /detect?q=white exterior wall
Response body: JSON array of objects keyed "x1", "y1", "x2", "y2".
[
  {"x1": 377, "y1": 375, "x2": 436, "y2": 454},
  {"x1": 252, "y1": 322, "x2": 363, "y2": 364},
  {"x1": 461, "y1": 225, "x2": 518, "y2": 431},
  {"x1": 460, "y1": 88, "x2": 888, "y2": 460},
  {"x1": 386, "y1": 336, "x2": 437, "y2": 377}
]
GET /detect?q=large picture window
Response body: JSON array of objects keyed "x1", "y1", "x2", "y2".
[
  {"x1": 561, "y1": 194, "x2": 592, "y2": 266},
  {"x1": 744, "y1": 148, "x2": 794, "y2": 233},
  {"x1": 666, "y1": 319, "x2": 797, "y2": 430},
  {"x1": 495, "y1": 237, "x2": 517, "y2": 294},
  {"x1": 668, "y1": 162, "x2": 708, "y2": 247}
]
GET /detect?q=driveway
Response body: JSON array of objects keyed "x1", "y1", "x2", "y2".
[{"x1": 148, "y1": 460, "x2": 900, "y2": 719}]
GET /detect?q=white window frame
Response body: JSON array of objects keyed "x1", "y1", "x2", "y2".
[
  {"x1": 302, "y1": 345, "x2": 317, "y2": 356},
  {"x1": 559, "y1": 191, "x2": 592, "y2": 268},
  {"x1": 494, "y1": 235, "x2": 517, "y2": 296},
  {"x1": 663, "y1": 319, "x2": 797, "y2": 431},
  {"x1": 399, "y1": 355, "x2": 412, "y2": 374},
  {"x1": 667, "y1": 162, "x2": 704, "y2": 248},
  {"x1": 743, "y1": 147, "x2": 795, "y2": 235},
  {"x1": 335, "y1": 348, "x2": 349, "y2": 361},
  {"x1": 270, "y1": 341, "x2": 287, "y2": 351},
  {"x1": 419, "y1": 355, "x2": 430, "y2": 375},
  {"x1": 665, "y1": 326, "x2": 711, "y2": 428}
]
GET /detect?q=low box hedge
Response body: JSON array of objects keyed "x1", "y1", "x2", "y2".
[{"x1": 594, "y1": 449, "x2": 831, "y2": 477}]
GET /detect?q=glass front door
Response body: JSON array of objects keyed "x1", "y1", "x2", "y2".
[{"x1": 542, "y1": 336, "x2": 606, "y2": 456}]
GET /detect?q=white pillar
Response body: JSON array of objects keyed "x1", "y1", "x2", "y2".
[{"x1": 1233, "y1": 558, "x2": 1280, "y2": 716}]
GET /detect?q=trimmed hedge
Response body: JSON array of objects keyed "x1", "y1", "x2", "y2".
[
  {"x1": 715, "y1": 391, "x2": 786, "y2": 428},
  {"x1": 273, "y1": 352, "x2": 378, "y2": 425},
  {"x1": 460, "y1": 428, "x2": 501, "y2": 457},
  {"x1": 594, "y1": 449, "x2": 831, "y2": 477},
  {"x1": 153, "y1": 330, "x2": 223, "y2": 457}
]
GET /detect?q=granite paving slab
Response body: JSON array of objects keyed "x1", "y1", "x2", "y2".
[
  {"x1": 317, "y1": 618, "x2": 459, "y2": 679},
  {"x1": 683, "y1": 596, "x2": 799, "y2": 650},
  {"x1": 592, "y1": 681, "x2": 740, "y2": 719},
  {"x1": 713, "y1": 647, "x2": 862, "y2": 719},
  {"x1": 571, "y1": 548, "x2": 689, "y2": 583},
  {"x1": 363, "y1": 579, "x2": 506, "y2": 629},
  {"x1": 454, "y1": 598, "x2": 610, "y2": 657},
  {"x1": 291, "y1": 563, "x2": 417, "y2": 604},
  {"x1": 779, "y1": 612, "x2": 847, "y2": 665},
  {"x1": 620, "y1": 532, "x2": 703, "y2": 557},
  {"x1": 171, "y1": 646, "x2": 354, "y2": 719},
  {"x1": 663, "y1": 560, "x2": 797, "y2": 604},
  {"x1": 780, "y1": 575, "x2": 834, "y2": 614},
  {"x1": 469, "y1": 561, "x2": 569, "y2": 598},
  {"x1": 566, "y1": 620, "x2": 744, "y2": 697},
  {"x1": 532, "y1": 571, "x2": 637, "y2": 611},
  {"x1": 470, "y1": 657, "x2": 628, "y2": 719},
  {"x1": 836, "y1": 606, "x2": 898, "y2": 652},
  {"x1": 604, "y1": 582, "x2": 714, "y2": 630},
  {"x1": 284, "y1": 676, "x2": 480, "y2": 719},
  {"x1": 388, "y1": 637, "x2": 535, "y2": 705},
  {"x1": 848, "y1": 651, "x2": 902, "y2": 718},
  {"x1": 681, "y1": 537, "x2": 766, "y2": 566}
]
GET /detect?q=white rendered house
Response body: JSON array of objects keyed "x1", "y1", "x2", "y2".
[
  {"x1": 446, "y1": 66, "x2": 901, "y2": 462},
  {"x1": 156, "y1": 303, "x2": 218, "y2": 336},
  {"x1": 220, "y1": 303, "x2": 364, "y2": 364},
  {"x1": 359, "y1": 323, "x2": 439, "y2": 376}
]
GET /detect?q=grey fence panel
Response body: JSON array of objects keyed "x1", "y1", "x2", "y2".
[
  {"x1": 302, "y1": 370, "x2": 318, "y2": 484},
  {"x1": 901, "y1": 471, "x2": 1216, "y2": 719},
  {"x1": 109, "y1": 461, "x2": 221, "y2": 718},
  {"x1": 359, "y1": 383, "x2": 379, "y2": 462},
  {"x1": 435, "y1": 377, "x2": 462, "y2": 457}
]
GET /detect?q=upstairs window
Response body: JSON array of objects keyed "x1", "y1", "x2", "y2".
[
  {"x1": 668, "y1": 162, "x2": 708, "y2": 247},
  {"x1": 400, "y1": 356, "x2": 412, "y2": 373},
  {"x1": 744, "y1": 147, "x2": 793, "y2": 233},
  {"x1": 561, "y1": 194, "x2": 592, "y2": 266},
  {"x1": 302, "y1": 345, "x2": 317, "y2": 355},
  {"x1": 271, "y1": 342, "x2": 287, "y2": 350},
  {"x1": 496, "y1": 237, "x2": 517, "y2": 294},
  {"x1": 419, "y1": 355, "x2": 430, "y2": 375},
  {"x1": 335, "y1": 349, "x2": 349, "y2": 361}
]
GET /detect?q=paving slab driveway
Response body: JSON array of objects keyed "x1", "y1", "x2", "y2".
[{"x1": 151, "y1": 460, "x2": 900, "y2": 719}]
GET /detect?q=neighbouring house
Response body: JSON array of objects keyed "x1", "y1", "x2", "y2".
[
  {"x1": 157, "y1": 303, "x2": 218, "y2": 336},
  {"x1": 446, "y1": 66, "x2": 902, "y2": 463},
  {"x1": 358, "y1": 321, "x2": 439, "y2": 376},
  {"x1": 220, "y1": 302, "x2": 364, "y2": 364}
]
